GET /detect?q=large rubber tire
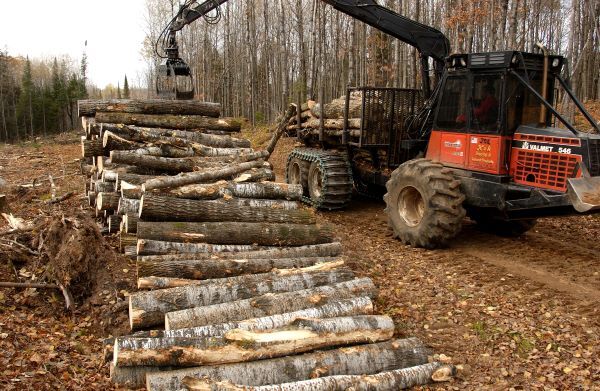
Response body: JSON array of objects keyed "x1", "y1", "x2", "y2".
[
  {"x1": 308, "y1": 161, "x2": 324, "y2": 201},
  {"x1": 286, "y1": 157, "x2": 309, "y2": 196},
  {"x1": 471, "y1": 212, "x2": 538, "y2": 237},
  {"x1": 384, "y1": 159, "x2": 466, "y2": 249}
]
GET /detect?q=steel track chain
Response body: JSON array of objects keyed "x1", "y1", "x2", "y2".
[{"x1": 285, "y1": 148, "x2": 353, "y2": 210}]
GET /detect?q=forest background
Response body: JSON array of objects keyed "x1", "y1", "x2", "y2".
[{"x1": 1, "y1": 0, "x2": 598, "y2": 140}]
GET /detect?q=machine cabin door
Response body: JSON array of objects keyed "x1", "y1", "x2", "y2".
[{"x1": 426, "y1": 72, "x2": 510, "y2": 175}]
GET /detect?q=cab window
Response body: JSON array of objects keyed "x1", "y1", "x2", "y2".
[
  {"x1": 470, "y1": 75, "x2": 502, "y2": 133},
  {"x1": 435, "y1": 75, "x2": 467, "y2": 130}
]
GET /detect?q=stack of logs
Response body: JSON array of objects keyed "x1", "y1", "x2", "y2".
[
  {"x1": 79, "y1": 98, "x2": 454, "y2": 390},
  {"x1": 286, "y1": 93, "x2": 363, "y2": 139}
]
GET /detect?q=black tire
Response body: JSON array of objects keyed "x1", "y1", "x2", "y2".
[
  {"x1": 384, "y1": 159, "x2": 466, "y2": 248},
  {"x1": 286, "y1": 157, "x2": 309, "y2": 195},
  {"x1": 471, "y1": 212, "x2": 537, "y2": 237},
  {"x1": 308, "y1": 161, "x2": 324, "y2": 201}
]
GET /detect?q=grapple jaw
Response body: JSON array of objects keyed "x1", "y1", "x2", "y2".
[{"x1": 156, "y1": 57, "x2": 195, "y2": 100}]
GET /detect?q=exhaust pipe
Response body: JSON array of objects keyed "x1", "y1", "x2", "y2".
[{"x1": 535, "y1": 42, "x2": 549, "y2": 127}]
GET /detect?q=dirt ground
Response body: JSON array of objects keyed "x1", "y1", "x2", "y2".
[{"x1": 0, "y1": 132, "x2": 598, "y2": 390}]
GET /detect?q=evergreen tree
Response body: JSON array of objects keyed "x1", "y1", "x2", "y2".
[
  {"x1": 17, "y1": 57, "x2": 34, "y2": 138},
  {"x1": 79, "y1": 51, "x2": 88, "y2": 99},
  {"x1": 123, "y1": 74, "x2": 130, "y2": 99},
  {"x1": 117, "y1": 82, "x2": 122, "y2": 99}
]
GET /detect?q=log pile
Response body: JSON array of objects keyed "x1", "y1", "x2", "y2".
[
  {"x1": 78, "y1": 98, "x2": 455, "y2": 390},
  {"x1": 286, "y1": 92, "x2": 364, "y2": 140}
]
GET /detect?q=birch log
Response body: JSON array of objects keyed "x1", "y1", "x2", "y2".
[
  {"x1": 142, "y1": 160, "x2": 267, "y2": 191},
  {"x1": 181, "y1": 362, "x2": 455, "y2": 391},
  {"x1": 164, "y1": 278, "x2": 377, "y2": 330},
  {"x1": 138, "y1": 195, "x2": 314, "y2": 224},
  {"x1": 137, "y1": 242, "x2": 343, "y2": 259},
  {"x1": 115, "y1": 315, "x2": 394, "y2": 367},
  {"x1": 129, "y1": 265, "x2": 352, "y2": 329},
  {"x1": 94, "y1": 112, "x2": 242, "y2": 132},
  {"x1": 103, "y1": 297, "x2": 372, "y2": 362},
  {"x1": 233, "y1": 167, "x2": 276, "y2": 183},
  {"x1": 145, "y1": 338, "x2": 430, "y2": 391},
  {"x1": 136, "y1": 257, "x2": 342, "y2": 280},
  {"x1": 136, "y1": 222, "x2": 333, "y2": 246},
  {"x1": 162, "y1": 181, "x2": 302, "y2": 201},
  {"x1": 137, "y1": 240, "x2": 267, "y2": 256},
  {"x1": 117, "y1": 198, "x2": 140, "y2": 215}
]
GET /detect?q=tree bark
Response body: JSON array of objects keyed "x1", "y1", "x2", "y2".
[
  {"x1": 78, "y1": 99, "x2": 221, "y2": 117},
  {"x1": 162, "y1": 181, "x2": 302, "y2": 201},
  {"x1": 138, "y1": 195, "x2": 313, "y2": 224},
  {"x1": 116, "y1": 315, "x2": 394, "y2": 367},
  {"x1": 136, "y1": 221, "x2": 333, "y2": 246},
  {"x1": 94, "y1": 181, "x2": 116, "y2": 193},
  {"x1": 129, "y1": 265, "x2": 353, "y2": 329},
  {"x1": 120, "y1": 233, "x2": 138, "y2": 252},
  {"x1": 99, "y1": 123, "x2": 250, "y2": 148},
  {"x1": 302, "y1": 118, "x2": 361, "y2": 130},
  {"x1": 122, "y1": 213, "x2": 139, "y2": 234},
  {"x1": 117, "y1": 198, "x2": 140, "y2": 215},
  {"x1": 103, "y1": 297, "x2": 373, "y2": 362},
  {"x1": 96, "y1": 192, "x2": 120, "y2": 211},
  {"x1": 142, "y1": 160, "x2": 267, "y2": 191},
  {"x1": 95, "y1": 112, "x2": 242, "y2": 132},
  {"x1": 233, "y1": 167, "x2": 276, "y2": 183},
  {"x1": 164, "y1": 278, "x2": 377, "y2": 329},
  {"x1": 311, "y1": 98, "x2": 362, "y2": 119},
  {"x1": 102, "y1": 131, "x2": 142, "y2": 151},
  {"x1": 0, "y1": 194, "x2": 9, "y2": 214},
  {"x1": 145, "y1": 338, "x2": 430, "y2": 391},
  {"x1": 182, "y1": 362, "x2": 454, "y2": 391},
  {"x1": 110, "y1": 151, "x2": 200, "y2": 174},
  {"x1": 137, "y1": 240, "x2": 266, "y2": 256},
  {"x1": 81, "y1": 138, "x2": 105, "y2": 158},
  {"x1": 137, "y1": 242, "x2": 343, "y2": 260},
  {"x1": 120, "y1": 181, "x2": 143, "y2": 199},
  {"x1": 126, "y1": 145, "x2": 196, "y2": 159},
  {"x1": 137, "y1": 257, "x2": 342, "y2": 280},
  {"x1": 265, "y1": 104, "x2": 296, "y2": 156}
]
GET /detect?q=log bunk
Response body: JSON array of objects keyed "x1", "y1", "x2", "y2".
[{"x1": 78, "y1": 98, "x2": 456, "y2": 391}]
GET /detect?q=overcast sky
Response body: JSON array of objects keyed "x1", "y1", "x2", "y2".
[{"x1": 0, "y1": 0, "x2": 148, "y2": 88}]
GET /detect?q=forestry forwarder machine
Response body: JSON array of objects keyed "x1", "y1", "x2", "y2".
[{"x1": 159, "y1": 0, "x2": 600, "y2": 248}]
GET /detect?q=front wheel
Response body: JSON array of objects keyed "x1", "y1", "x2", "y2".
[{"x1": 384, "y1": 159, "x2": 466, "y2": 248}]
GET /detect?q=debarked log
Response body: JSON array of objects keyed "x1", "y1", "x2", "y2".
[
  {"x1": 128, "y1": 265, "x2": 353, "y2": 329},
  {"x1": 136, "y1": 256, "x2": 342, "y2": 280},
  {"x1": 181, "y1": 362, "x2": 455, "y2": 391},
  {"x1": 138, "y1": 195, "x2": 315, "y2": 224},
  {"x1": 136, "y1": 221, "x2": 333, "y2": 246},
  {"x1": 77, "y1": 98, "x2": 221, "y2": 117},
  {"x1": 145, "y1": 338, "x2": 430, "y2": 391},
  {"x1": 94, "y1": 112, "x2": 242, "y2": 132},
  {"x1": 115, "y1": 315, "x2": 394, "y2": 367},
  {"x1": 164, "y1": 278, "x2": 377, "y2": 330}
]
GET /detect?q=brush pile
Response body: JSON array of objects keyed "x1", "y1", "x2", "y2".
[{"x1": 78, "y1": 98, "x2": 454, "y2": 390}]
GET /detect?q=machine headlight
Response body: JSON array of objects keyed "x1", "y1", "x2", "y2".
[{"x1": 552, "y1": 58, "x2": 561, "y2": 68}]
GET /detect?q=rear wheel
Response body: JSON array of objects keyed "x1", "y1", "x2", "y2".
[
  {"x1": 286, "y1": 157, "x2": 309, "y2": 195},
  {"x1": 384, "y1": 159, "x2": 466, "y2": 248}
]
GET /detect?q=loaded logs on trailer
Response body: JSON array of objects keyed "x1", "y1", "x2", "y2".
[{"x1": 78, "y1": 98, "x2": 455, "y2": 390}]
